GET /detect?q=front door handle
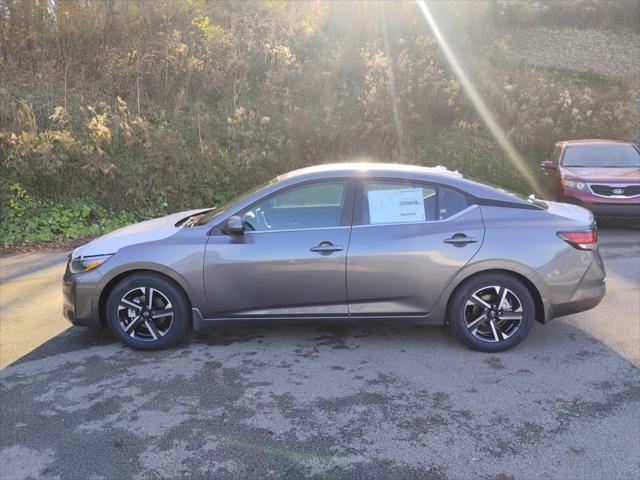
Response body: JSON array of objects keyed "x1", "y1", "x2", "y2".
[
  {"x1": 443, "y1": 234, "x2": 478, "y2": 246},
  {"x1": 310, "y1": 241, "x2": 343, "y2": 255}
]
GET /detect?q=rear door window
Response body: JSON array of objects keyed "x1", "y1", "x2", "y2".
[
  {"x1": 364, "y1": 181, "x2": 436, "y2": 225},
  {"x1": 362, "y1": 181, "x2": 470, "y2": 225}
]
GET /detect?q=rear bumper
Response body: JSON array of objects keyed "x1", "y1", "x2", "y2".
[
  {"x1": 547, "y1": 253, "x2": 606, "y2": 320},
  {"x1": 62, "y1": 264, "x2": 102, "y2": 328},
  {"x1": 550, "y1": 284, "x2": 606, "y2": 318}
]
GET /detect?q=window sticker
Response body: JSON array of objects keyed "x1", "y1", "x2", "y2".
[{"x1": 367, "y1": 188, "x2": 426, "y2": 224}]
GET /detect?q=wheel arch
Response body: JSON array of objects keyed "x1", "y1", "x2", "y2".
[
  {"x1": 98, "y1": 268, "x2": 193, "y2": 327},
  {"x1": 445, "y1": 268, "x2": 547, "y2": 325}
]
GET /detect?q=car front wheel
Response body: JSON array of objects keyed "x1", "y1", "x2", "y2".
[
  {"x1": 448, "y1": 273, "x2": 535, "y2": 352},
  {"x1": 106, "y1": 273, "x2": 190, "y2": 350}
]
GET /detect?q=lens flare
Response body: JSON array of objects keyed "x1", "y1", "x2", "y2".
[
  {"x1": 415, "y1": 0, "x2": 542, "y2": 195},
  {"x1": 380, "y1": 3, "x2": 406, "y2": 159}
]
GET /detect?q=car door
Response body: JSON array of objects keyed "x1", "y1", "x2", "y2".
[
  {"x1": 203, "y1": 179, "x2": 354, "y2": 318},
  {"x1": 542, "y1": 145, "x2": 563, "y2": 198},
  {"x1": 346, "y1": 178, "x2": 484, "y2": 316}
]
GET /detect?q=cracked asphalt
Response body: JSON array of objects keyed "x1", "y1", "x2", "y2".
[{"x1": 1, "y1": 226, "x2": 639, "y2": 479}]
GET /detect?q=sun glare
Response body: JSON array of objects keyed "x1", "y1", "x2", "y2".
[
  {"x1": 380, "y1": 3, "x2": 406, "y2": 160},
  {"x1": 415, "y1": 0, "x2": 543, "y2": 195}
]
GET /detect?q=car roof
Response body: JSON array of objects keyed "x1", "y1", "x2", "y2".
[
  {"x1": 555, "y1": 139, "x2": 634, "y2": 146},
  {"x1": 278, "y1": 162, "x2": 463, "y2": 182},
  {"x1": 276, "y1": 162, "x2": 532, "y2": 204}
]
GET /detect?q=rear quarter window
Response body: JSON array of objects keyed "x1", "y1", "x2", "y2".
[{"x1": 437, "y1": 188, "x2": 469, "y2": 219}]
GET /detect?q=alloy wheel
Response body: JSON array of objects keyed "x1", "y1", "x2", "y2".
[
  {"x1": 117, "y1": 286, "x2": 174, "y2": 341},
  {"x1": 464, "y1": 285, "x2": 523, "y2": 343}
]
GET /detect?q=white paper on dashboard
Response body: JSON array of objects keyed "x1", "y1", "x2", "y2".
[{"x1": 367, "y1": 188, "x2": 426, "y2": 224}]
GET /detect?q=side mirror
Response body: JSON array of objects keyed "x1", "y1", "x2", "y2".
[
  {"x1": 224, "y1": 215, "x2": 244, "y2": 235},
  {"x1": 540, "y1": 159, "x2": 555, "y2": 170}
]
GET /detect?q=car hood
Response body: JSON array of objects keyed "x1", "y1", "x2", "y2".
[
  {"x1": 545, "y1": 200, "x2": 594, "y2": 225},
  {"x1": 561, "y1": 167, "x2": 640, "y2": 183},
  {"x1": 71, "y1": 209, "x2": 208, "y2": 259}
]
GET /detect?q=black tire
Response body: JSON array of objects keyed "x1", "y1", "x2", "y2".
[
  {"x1": 448, "y1": 273, "x2": 535, "y2": 352},
  {"x1": 106, "y1": 272, "x2": 190, "y2": 350}
]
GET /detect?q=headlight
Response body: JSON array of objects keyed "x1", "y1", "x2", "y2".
[
  {"x1": 561, "y1": 178, "x2": 586, "y2": 191},
  {"x1": 68, "y1": 254, "x2": 113, "y2": 274}
]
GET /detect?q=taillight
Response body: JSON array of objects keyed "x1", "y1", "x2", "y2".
[{"x1": 557, "y1": 229, "x2": 598, "y2": 250}]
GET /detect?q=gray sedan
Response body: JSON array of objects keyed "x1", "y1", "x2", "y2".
[{"x1": 63, "y1": 163, "x2": 606, "y2": 352}]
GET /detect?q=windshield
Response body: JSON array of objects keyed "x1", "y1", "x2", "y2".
[
  {"x1": 562, "y1": 144, "x2": 640, "y2": 168},
  {"x1": 190, "y1": 178, "x2": 278, "y2": 226}
]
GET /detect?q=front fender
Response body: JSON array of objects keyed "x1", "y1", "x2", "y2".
[
  {"x1": 94, "y1": 232, "x2": 209, "y2": 317},
  {"x1": 97, "y1": 261, "x2": 195, "y2": 300}
]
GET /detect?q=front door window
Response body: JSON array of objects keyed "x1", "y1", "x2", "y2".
[{"x1": 242, "y1": 182, "x2": 347, "y2": 232}]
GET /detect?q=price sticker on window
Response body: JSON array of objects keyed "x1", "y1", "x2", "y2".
[{"x1": 367, "y1": 188, "x2": 426, "y2": 224}]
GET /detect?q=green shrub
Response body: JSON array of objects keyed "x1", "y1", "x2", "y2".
[
  {"x1": 0, "y1": 183, "x2": 157, "y2": 246},
  {"x1": 418, "y1": 129, "x2": 537, "y2": 195},
  {"x1": 0, "y1": 1, "x2": 636, "y2": 247}
]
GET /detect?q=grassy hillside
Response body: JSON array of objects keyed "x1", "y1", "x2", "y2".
[{"x1": 1, "y1": 0, "x2": 638, "y2": 246}]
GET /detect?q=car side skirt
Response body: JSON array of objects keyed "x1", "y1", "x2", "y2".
[{"x1": 191, "y1": 308, "x2": 445, "y2": 331}]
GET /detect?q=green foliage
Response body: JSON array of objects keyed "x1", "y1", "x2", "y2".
[
  {"x1": 0, "y1": 182, "x2": 156, "y2": 246},
  {"x1": 0, "y1": 1, "x2": 637, "y2": 246},
  {"x1": 418, "y1": 130, "x2": 536, "y2": 194}
]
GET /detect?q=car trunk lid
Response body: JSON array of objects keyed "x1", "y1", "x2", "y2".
[{"x1": 546, "y1": 200, "x2": 594, "y2": 226}]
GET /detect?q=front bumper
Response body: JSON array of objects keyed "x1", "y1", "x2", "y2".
[
  {"x1": 62, "y1": 261, "x2": 102, "y2": 328},
  {"x1": 587, "y1": 204, "x2": 640, "y2": 217},
  {"x1": 562, "y1": 190, "x2": 640, "y2": 217}
]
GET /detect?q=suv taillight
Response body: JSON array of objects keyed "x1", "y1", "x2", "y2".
[{"x1": 557, "y1": 229, "x2": 598, "y2": 250}]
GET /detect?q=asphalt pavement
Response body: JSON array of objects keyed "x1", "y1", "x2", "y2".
[{"x1": 0, "y1": 226, "x2": 638, "y2": 479}]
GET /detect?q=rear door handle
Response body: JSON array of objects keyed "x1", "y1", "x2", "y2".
[
  {"x1": 310, "y1": 241, "x2": 343, "y2": 255},
  {"x1": 444, "y1": 234, "x2": 478, "y2": 246}
]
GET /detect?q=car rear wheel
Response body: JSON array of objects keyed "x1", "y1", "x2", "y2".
[
  {"x1": 106, "y1": 273, "x2": 190, "y2": 350},
  {"x1": 448, "y1": 273, "x2": 535, "y2": 352}
]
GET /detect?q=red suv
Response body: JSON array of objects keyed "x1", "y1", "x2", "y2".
[{"x1": 540, "y1": 140, "x2": 640, "y2": 218}]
